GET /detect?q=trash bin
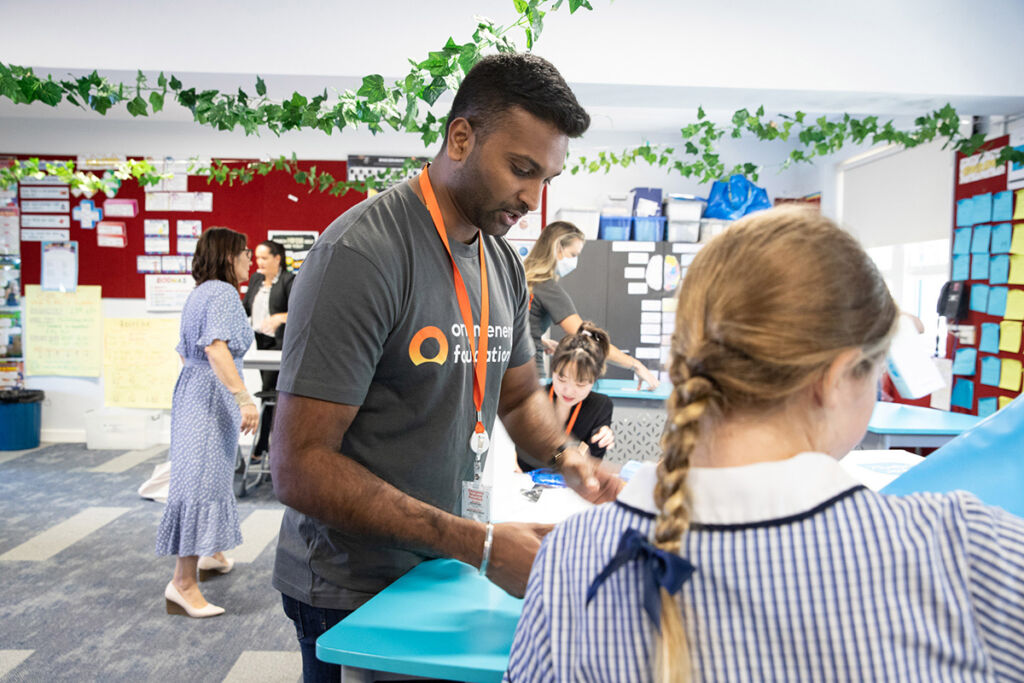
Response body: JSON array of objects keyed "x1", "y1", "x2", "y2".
[{"x1": 0, "y1": 389, "x2": 44, "y2": 450}]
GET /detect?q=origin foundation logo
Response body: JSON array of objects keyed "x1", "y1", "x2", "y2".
[{"x1": 408, "y1": 326, "x2": 448, "y2": 366}]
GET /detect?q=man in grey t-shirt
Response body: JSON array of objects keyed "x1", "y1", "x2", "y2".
[{"x1": 270, "y1": 53, "x2": 623, "y2": 682}]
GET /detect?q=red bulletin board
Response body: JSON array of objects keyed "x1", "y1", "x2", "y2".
[
  {"x1": 11, "y1": 154, "x2": 364, "y2": 298},
  {"x1": 948, "y1": 135, "x2": 1024, "y2": 415}
]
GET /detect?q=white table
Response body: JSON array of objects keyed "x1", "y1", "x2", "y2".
[{"x1": 242, "y1": 348, "x2": 281, "y2": 371}]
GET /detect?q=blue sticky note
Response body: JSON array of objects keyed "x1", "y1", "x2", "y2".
[
  {"x1": 952, "y1": 253, "x2": 971, "y2": 280},
  {"x1": 993, "y1": 191, "x2": 1013, "y2": 222},
  {"x1": 978, "y1": 397, "x2": 998, "y2": 418},
  {"x1": 953, "y1": 227, "x2": 973, "y2": 255},
  {"x1": 992, "y1": 223, "x2": 1013, "y2": 253},
  {"x1": 971, "y1": 254, "x2": 990, "y2": 280},
  {"x1": 987, "y1": 287, "x2": 1008, "y2": 316},
  {"x1": 980, "y1": 355, "x2": 1002, "y2": 386},
  {"x1": 990, "y1": 254, "x2": 1010, "y2": 284},
  {"x1": 973, "y1": 193, "x2": 993, "y2": 224},
  {"x1": 970, "y1": 284, "x2": 989, "y2": 312},
  {"x1": 980, "y1": 322, "x2": 1000, "y2": 354},
  {"x1": 951, "y1": 378, "x2": 974, "y2": 409},
  {"x1": 971, "y1": 225, "x2": 991, "y2": 254},
  {"x1": 956, "y1": 199, "x2": 972, "y2": 227},
  {"x1": 952, "y1": 348, "x2": 977, "y2": 376}
]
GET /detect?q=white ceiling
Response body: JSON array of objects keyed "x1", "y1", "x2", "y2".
[{"x1": 2, "y1": 0, "x2": 1023, "y2": 133}]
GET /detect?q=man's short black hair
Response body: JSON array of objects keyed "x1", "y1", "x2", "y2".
[{"x1": 443, "y1": 52, "x2": 590, "y2": 144}]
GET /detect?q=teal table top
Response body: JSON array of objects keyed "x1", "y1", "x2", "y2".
[
  {"x1": 317, "y1": 559, "x2": 523, "y2": 682},
  {"x1": 867, "y1": 402, "x2": 983, "y2": 435}
]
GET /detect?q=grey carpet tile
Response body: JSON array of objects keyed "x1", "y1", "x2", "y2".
[{"x1": 0, "y1": 443, "x2": 298, "y2": 682}]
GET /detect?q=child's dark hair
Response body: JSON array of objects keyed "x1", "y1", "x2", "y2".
[{"x1": 550, "y1": 321, "x2": 610, "y2": 384}]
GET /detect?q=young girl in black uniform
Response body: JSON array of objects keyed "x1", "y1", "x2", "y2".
[{"x1": 518, "y1": 321, "x2": 615, "y2": 471}]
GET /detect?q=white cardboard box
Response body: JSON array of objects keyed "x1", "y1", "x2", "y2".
[{"x1": 85, "y1": 408, "x2": 163, "y2": 450}]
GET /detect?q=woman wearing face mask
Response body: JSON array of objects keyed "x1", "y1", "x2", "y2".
[
  {"x1": 517, "y1": 321, "x2": 616, "y2": 472},
  {"x1": 524, "y1": 221, "x2": 660, "y2": 388}
]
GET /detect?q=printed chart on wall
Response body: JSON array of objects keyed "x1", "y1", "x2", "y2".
[
  {"x1": 948, "y1": 134, "x2": 1024, "y2": 416},
  {"x1": 23, "y1": 285, "x2": 102, "y2": 376},
  {"x1": 267, "y1": 230, "x2": 319, "y2": 271},
  {"x1": 103, "y1": 318, "x2": 179, "y2": 409}
]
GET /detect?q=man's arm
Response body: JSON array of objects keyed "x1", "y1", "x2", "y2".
[
  {"x1": 270, "y1": 391, "x2": 549, "y2": 597},
  {"x1": 498, "y1": 361, "x2": 623, "y2": 503}
]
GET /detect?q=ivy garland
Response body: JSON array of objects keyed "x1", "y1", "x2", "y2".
[{"x1": 1, "y1": 0, "x2": 1021, "y2": 197}]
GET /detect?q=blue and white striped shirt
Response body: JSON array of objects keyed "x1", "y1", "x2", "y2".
[{"x1": 506, "y1": 453, "x2": 1024, "y2": 682}]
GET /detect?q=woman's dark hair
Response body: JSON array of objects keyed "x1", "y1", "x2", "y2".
[
  {"x1": 259, "y1": 240, "x2": 287, "y2": 270},
  {"x1": 192, "y1": 227, "x2": 247, "y2": 287},
  {"x1": 443, "y1": 52, "x2": 590, "y2": 145},
  {"x1": 550, "y1": 321, "x2": 611, "y2": 384}
]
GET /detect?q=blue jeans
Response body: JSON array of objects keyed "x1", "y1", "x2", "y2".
[{"x1": 281, "y1": 593, "x2": 352, "y2": 683}]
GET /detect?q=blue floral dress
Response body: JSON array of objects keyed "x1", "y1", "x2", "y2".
[{"x1": 156, "y1": 280, "x2": 254, "y2": 557}]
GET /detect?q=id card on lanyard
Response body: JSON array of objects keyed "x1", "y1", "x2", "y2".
[{"x1": 418, "y1": 165, "x2": 493, "y2": 522}]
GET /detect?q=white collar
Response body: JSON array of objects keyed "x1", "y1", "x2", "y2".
[{"x1": 617, "y1": 453, "x2": 863, "y2": 526}]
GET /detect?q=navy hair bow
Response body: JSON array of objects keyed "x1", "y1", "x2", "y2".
[{"x1": 586, "y1": 528, "x2": 696, "y2": 630}]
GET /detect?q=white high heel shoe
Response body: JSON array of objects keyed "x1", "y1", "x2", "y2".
[
  {"x1": 164, "y1": 581, "x2": 224, "y2": 618},
  {"x1": 197, "y1": 556, "x2": 235, "y2": 582}
]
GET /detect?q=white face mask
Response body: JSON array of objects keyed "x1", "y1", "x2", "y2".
[{"x1": 555, "y1": 255, "x2": 578, "y2": 277}]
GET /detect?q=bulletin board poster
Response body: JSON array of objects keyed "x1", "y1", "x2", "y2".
[
  {"x1": 103, "y1": 318, "x2": 179, "y2": 409},
  {"x1": 267, "y1": 230, "x2": 319, "y2": 271},
  {"x1": 24, "y1": 284, "x2": 102, "y2": 376}
]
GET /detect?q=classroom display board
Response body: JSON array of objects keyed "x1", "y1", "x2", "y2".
[
  {"x1": 7, "y1": 154, "x2": 364, "y2": 299},
  {"x1": 947, "y1": 135, "x2": 1024, "y2": 416},
  {"x1": 558, "y1": 240, "x2": 701, "y2": 384}
]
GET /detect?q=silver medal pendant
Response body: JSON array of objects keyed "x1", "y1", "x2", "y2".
[{"x1": 470, "y1": 429, "x2": 490, "y2": 455}]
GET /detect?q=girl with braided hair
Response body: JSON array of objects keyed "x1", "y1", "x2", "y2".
[
  {"x1": 517, "y1": 321, "x2": 616, "y2": 472},
  {"x1": 506, "y1": 206, "x2": 1024, "y2": 682}
]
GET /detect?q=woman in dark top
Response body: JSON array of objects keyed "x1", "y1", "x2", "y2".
[
  {"x1": 518, "y1": 321, "x2": 616, "y2": 472},
  {"x1": 524, "y1": 221, "x2": 659, "y2": 390},
  {"x1": 241, "y1": 240, "x2": 294, "y2": 457}
]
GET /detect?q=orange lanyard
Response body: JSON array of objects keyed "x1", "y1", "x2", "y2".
[
  {"x1": 419, "y1": 166, "x2": 489, "y2": 436},
  {"x1": 549, "y1": 384, "x2": 582, "y2": 435}
]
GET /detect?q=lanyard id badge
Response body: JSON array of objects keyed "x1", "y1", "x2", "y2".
[
  {"x1": 461, "y1": 479, "x2": 492, "y2": 522},
  {"x1": 419, "y1": 166, "x2": 493, "y2": 520}
]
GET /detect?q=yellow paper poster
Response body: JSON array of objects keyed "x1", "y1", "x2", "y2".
[
  {"x1": 24, "y1": 285, "x2": 102, "y2": 377},
  {"x1": 999, "y1": 320, "x2": 1022, "y2": 353},
  {"x1": 1006, "y1": 289, "x2": 1024, "y2": 321},
  {"x1": 1011, "y1": 224, "x2": 1024, "y2": 254},
  {"x1": 999, "y1": 358, "x2": 1022, "y2": 392},
  {"x1": 1010, "y1": 255, "x2": 1024, "y2": 285},
  {"x1": 999, "y1": 396, "x2": 1014, "y2": 409},
  {"x1": 103, "y1": 318, "x2": 180, "y2": 409},
  {"x1": 1015, "y1": 189, "x2": 1024, "y2": 220}
]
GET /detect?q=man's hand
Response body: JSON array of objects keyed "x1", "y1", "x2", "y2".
[
  {"x1": 541, "y1": 338, "x2": 559, "y2": 355},
  {"x1": 486, "y1": 522, "x2": 554, "y2": 597},
  {"x1": 558, "y1": 444, "x2": 624, "y2": 504}
]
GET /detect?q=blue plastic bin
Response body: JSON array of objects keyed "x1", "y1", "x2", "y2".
[
  {"x1": 632, "y1": 216, "x2": 666, "y2": 241},
  {"x1": 0, "y1": 389, "x2": 44, "y2": 450},
  {"x1": 598, "y1": 216, "x2": 631, "y2": 241}
]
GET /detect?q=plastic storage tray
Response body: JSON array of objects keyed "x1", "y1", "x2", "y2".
[
  {"x1": 631, "y1": 216, "x2": 666, "y2": 241},
  {"x1": 598, "y1": 216, "x2": 631, "y2": 241}
]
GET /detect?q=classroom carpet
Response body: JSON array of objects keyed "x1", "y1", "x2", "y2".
[{"x1": 0, "y1": 443, "x2": 300, "y2": 683}]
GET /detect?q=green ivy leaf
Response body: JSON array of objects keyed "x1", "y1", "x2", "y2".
[
  {"x1": 169, "y1": 75, "x2": 182, "y2": 90},
  {"x1": 149, "y1": 91, "x2": 164, "y2": 113},
  {"x1": 357, "y1": 74, "x2": 387, "y2": 103},
  {"x1": 255, "y1": 76, "x2": 266, "y2": 97}
]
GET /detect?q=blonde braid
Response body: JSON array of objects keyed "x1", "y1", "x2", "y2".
[{"x1": 652, "y1": 350, "x2": 719, "y2": 683}]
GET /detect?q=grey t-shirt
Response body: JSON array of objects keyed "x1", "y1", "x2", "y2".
[
  {"x1": 529, "y1": 278, "x2": 577, "y2": 376},
  {"x1": 272, "y1": 181, "x2": 533, "y2": 609}
]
